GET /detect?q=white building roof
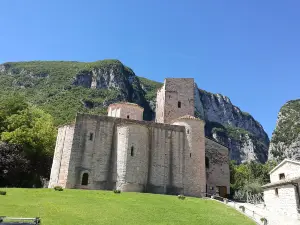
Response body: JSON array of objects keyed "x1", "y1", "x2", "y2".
[
  {"x1": 262, "y1": 175, "x2": 300, "y2": 189},
  {"x1": 269, "y1": 159, "x2": 300, "y2": 175}
]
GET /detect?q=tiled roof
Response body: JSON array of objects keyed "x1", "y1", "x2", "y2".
[
  {"x1": 108, "y1": 102, "x2": 144, "y2": 110},
  {"x1": 174, "y1": 115, "x2": 204, "y2": 121}
]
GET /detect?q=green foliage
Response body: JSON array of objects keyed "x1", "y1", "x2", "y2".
[
  {"x1": 239, "y1": 205, "x2": 245, "y2": 212},
  {"x1": 0, "y1": 191, "x2": 6, "y2": 195},
  {"x1": 177, "y1": 194, "x2": 186, "y2": 200},
  {"x1": 0, "y1": 94, "x2": 56, "y2": 187},
  {"x1": 113, "y1": 189, "x2": 121, "y2": 194},
  {"x1": 0, "y1": 60, "x2": 157, "y2": 126},
  {"x1": 0, "y1": 188, "x2": 256, "y2": 225},
  {"x1": 229, "y1": 160, "x2": 277, "y2": 196},
  {"x1": 260, "y1": 217, "x2": 267, "y2": 224},
  {"x1": 54, "y1": 186, "x2": 63, "y2": 191},
  {"x1": 271, "y1": 99, "x2": 300, "y2": 148},
  {"x1": 138, "y1": 77, "x2": 162, "y2": 101}
]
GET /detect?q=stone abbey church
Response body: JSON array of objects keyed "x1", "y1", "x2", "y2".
[{"x1": 48, "y1": 78, "x2": 230, "y2": 197}]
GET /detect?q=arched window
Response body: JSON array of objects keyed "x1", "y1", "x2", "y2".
[
  {"x1": 205, "y1": 157, "x2": 209, "y2": 168},
  {"x1": 81, "y1": 173, "x2": 89, "y2": 186},
  {"x1": 131, "y1": 146, "x2": 134, "y2": 156}
]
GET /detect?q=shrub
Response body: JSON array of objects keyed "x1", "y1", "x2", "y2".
[
  {"x1": 54, "y1": 186, "x2": 63, "y2": 191},
  {"x1": 0, "y1": 191, "x2": 6, "y2": 195},
  {"x1": 260, "y1": 217, "x2": 267, "y2": 225},
  {"x1": 113, "y1": 189, "x2": 121, "y2": 194},
  {"x1": 239, "y1": 205, "x2": 245, "y2": 212},
  {"x1": 177, "y1": 195, "x2": 185, "y2": 200}
]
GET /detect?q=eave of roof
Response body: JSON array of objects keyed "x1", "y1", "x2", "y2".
[{"x1": 262, "y1": 176, "x2": 300, "y2": 189}]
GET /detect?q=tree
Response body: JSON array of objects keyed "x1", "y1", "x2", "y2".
[
  {"x1": 0, "y1": 142, "x2": 30, "y2": 187},
  {"x1": 0, "y1": 94, "x2": 56, "y2": 187}
]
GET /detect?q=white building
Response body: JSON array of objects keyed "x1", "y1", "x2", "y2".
[{"x1": 262, "y1": 159, "x2": 300, "y2": 220}]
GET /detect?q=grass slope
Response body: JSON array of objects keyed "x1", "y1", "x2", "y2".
[{"x1": 0, "y1": 189, "x2": 254, "y2": 225}]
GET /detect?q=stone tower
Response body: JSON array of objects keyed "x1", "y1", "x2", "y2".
[
  {"x1": 172, "y1": 115, "x2": 206, "y2": 197},
  {"x1": 155, "y1": 78, "x2": 195, "y2": 124}
]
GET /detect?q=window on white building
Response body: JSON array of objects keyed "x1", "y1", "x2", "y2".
[
  {"x1": 275, "y1": 188, "x2": 279, "y2": 196},
  {"x1": 279, "y1": 173, "x2": 285, "y2": 180}
]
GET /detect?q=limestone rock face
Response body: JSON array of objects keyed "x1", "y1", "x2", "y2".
[
  {"x1": 195, "y1": 88, "x2": 269, "y2": 164},
  {"x1": 269, "y1": 100, "x2": 300, "y2": 161}
]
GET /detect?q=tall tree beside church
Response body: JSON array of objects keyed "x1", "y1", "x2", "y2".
[{"x1": 0, "y1": 94, "x2": 56, "y2": 187}]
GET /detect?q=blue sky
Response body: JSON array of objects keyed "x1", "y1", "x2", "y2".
[{"x1": 1, "y1": 0, "x2": 300, "y2": 138}]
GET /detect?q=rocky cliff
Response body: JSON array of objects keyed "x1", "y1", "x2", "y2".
[
  {"x1": 194, "y1": 87, "x2": 269, "y2": 163},
  {"x1": 0, "y1": 59, "x2": 269, "y2": 163},
  {"x1": 269, "y1": 100, "x2": 300, "y2": 161}
]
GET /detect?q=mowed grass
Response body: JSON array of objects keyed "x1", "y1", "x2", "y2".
[{"x1": 0, "y1": 188, "x2": 255, "y2": 225}]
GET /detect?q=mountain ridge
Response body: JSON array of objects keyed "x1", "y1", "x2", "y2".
[{"x1": 0, "y1": 59, "x2": 269, "y2": 163}]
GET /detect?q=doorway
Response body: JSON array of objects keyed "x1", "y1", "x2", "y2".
[{"x1": 217, "y1": 186, "x2": 227, "y2": 198}]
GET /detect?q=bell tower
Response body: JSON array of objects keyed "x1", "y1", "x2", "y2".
[{"x1": 155, "y1": 78, "x2": 195, "y2": 124}]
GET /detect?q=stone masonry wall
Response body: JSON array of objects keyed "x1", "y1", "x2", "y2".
[
  {"x1": 62, "y1": 113, "x2": 187, "y2": 193},
  {"x1": 48, "y1": 125, "x2": 75, "y2": 188},
  {"x1": 108, "y1": 104, "x2": 144, "y2": 121},
  {"x1": 264, "y1": 184, "x2": 300, "y2": 219},
  {"x1": 147, "y1": 127, "x2": 185, "y2": 194},
  {"x1": 155, "y1": 78, "x2": 195, "y2": 124},
  {"x1": 155, "y1": 86, "x2": 165, "y2": 123},
  {"x1": 205, "y1": 138, "x2": 230, "y2": 196},
  {"x1": 172, "y1": 118, "x2": 206, "y2": 197},
  {"x1": 164, "y1": 78, "x2": 195, "y2": 123},
  {"x1": 50, "y1": 112, "x2": 229, "y2": 197},
  {"x1": 270, "y1": 162, "x2": 300, "y2": 183},
  {"x1": 116, "y1": 124, "x2": 149, "y2": 192}
]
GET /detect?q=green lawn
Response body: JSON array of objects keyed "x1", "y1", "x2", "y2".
[{"x1": 0, "y1": 188, "x2": 255, "y2": 225}]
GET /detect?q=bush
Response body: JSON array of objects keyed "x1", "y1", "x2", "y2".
[
  {"x1": 177, "y1": 195, "x2": 186, "y2": 200},
  {"x1": 260, "y1": 217, "x2": 267, "y2": 225},
  {"x1": 0, "y1": 191, "x2": 6, "y2": 195},
  {"x1": 113, "y1": 189, "x2": 121, "y2": 194},
  {"x1": 239, "y1": 205, "x2": 245, "y2": 212},
  {"x1": 54, "y1": 186, "x2": 63, "y2": 191}
]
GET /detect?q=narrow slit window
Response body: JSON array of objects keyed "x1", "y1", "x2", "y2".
[
  {"x1": 131, "y1": 146, "x2": 134, "y2": 156},
  {"x1": 89, "y1": 132, "x2": 93, "y2": 141},
  {"x1": 190, "y1": 153, "x2": 192, "y2": 158},
  {"x1": 178, "y1": 101, "x2": 181, "y2": 108},
  {"x1": 127, "y1": 115, "x2": 130, "y2": 119},
  {"x1": 81, "y1": 173, "x2": 89, "y2": 185},
  {"x1": 275, "y1": 188, "x2": 279, "y2": 196},
  {"x1": 187, "y1": 129, "x2": 189, "y2": 134},
  {"x1": 205, "y1": 157, "x2": 209, "y2": 168}
]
